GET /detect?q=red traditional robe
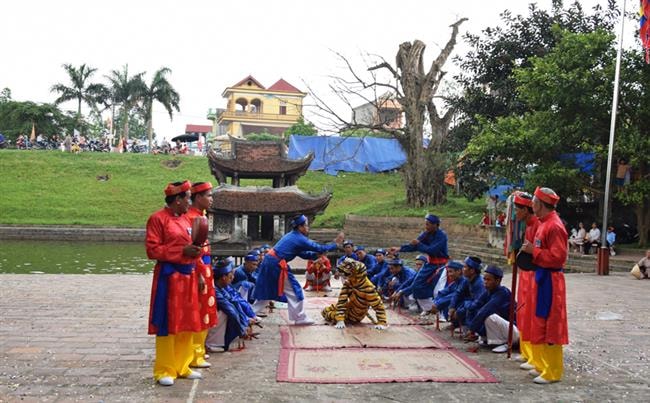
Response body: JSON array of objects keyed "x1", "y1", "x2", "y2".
[
  {"x1": 186, "y1": 207, "x2": 218, "y2": 329},
  {"x1": 146, "y1": 207, "x2": 202, "y2": 335},
  {"x1": 530, "y1": 211, "x2": 569, "y2": 345},
  {"x1": 518, "y1": 215, "x2": 540, "y2": 341},
  {"x1": 303, "y1": 255, "x2": 332, "y2": 291}
]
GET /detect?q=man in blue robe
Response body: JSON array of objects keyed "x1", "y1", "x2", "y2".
[
  {"x1": 205, "y1": 259, "x2": 256, "y2": 352},
  {"x1": 355, "y1": 246, "x2": 377, "y2": 277},
  {"x1": 379, "y1": 259, "x2": 416, "y2": 302},
  {"x1": 449, "y1": 256, "x2": 485, "y2": 332},
  {"x1": 392, "y1": 254, "x2": 427, "y2": 312},
  {"x1": 252, "y1": 215, "x2": 344, "y2": 325},
  {"x1": 467, "y1": 265, "x2": 519, "y2": 353},
  {"x1": 428, "y1": 260, "x2": 464, "y2": 320},
  {"x1": 394, "y1": 214, "x2": 449, "y2": 314},
  {"x1": 336, "y1": 240, "x2": 357, "y2": 266},
  {"x1": 232, "y1": 254, "x2": 259, "y2": 303},
  {"x1": 367, "y1": 248, "x2": 387, "y2": 281}
]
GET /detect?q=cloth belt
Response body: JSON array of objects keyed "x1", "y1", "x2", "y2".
[
  {"x1": 535, "y1": 267, "x2": 563, "y2": 319},
  {"x1": 267, "y1": 249, "x2": 289, "y2": 297},
  {"x1": 428, "y1": 256, "x2": 448, "y2": 265},
  {"x1": 151, "y1": 262, "x2": 195, "y2": 336}
]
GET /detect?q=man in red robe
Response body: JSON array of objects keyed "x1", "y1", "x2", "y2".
[
  {"x1": 146, "y1": 181, "x2": 203, "y2": 386},
  {"x1": 187, "y1": 182, "x2": 218, "y2": 369},
  {"x1": 521, "y1": 187, "x2": 569, "y2": 384},
  {"x1": 512, "y1": 192, "x2": 543, "y2": 372}
]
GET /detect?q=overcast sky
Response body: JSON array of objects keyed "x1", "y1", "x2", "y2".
[{"x1": 1, "y1": 0, "x2": 613, "y2": 140}]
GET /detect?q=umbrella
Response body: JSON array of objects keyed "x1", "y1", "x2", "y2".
[{"x1": 171, "y1": 133, "x2": 199, "y2": 143}]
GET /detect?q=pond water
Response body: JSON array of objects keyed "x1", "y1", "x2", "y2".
[{"x1": 0, "y1": 240, "x2": 151, "y2": 274}]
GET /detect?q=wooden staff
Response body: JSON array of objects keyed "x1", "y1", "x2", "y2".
[{"x1": 507, "y1": 255, "x2": 518, "y2": 358}]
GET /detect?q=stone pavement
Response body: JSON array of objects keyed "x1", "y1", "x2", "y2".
[{"x1": 1, "y1": 272, "x2": 649, "y2": 402}]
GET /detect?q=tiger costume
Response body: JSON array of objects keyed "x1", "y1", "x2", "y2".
[{"x1": 322, "y1": 258, "x2": 387, "y2": 329}]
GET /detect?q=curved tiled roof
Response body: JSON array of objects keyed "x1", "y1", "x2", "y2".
[{"x1": 209, "y1": 185, "x2": 331, "y2": 215}]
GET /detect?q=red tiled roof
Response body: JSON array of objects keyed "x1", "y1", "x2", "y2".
[
  {"x1": 232, "y1": 75, "x2": 265, "y2": 89},
  {"x1": 267, "y1": 78, "x2": 302, "y2": 93},
  {"x1": 185, "y1": 124, "x2": 212, "y2": 134}
]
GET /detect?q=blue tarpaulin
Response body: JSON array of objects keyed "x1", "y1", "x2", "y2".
[
  {"x1": 288, "y1": 135, "x2": 406, "y2": 175},
  {"x1": 559, "y1": 153, "x2": 595, "y2": 175}
]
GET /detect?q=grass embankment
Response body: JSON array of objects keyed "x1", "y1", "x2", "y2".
[{"x1": 0, "y1": 150, "x2": 484, "y2": 228}]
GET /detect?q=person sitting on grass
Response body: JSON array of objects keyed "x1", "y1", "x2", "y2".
[{"x1": 466, "y1": 265, "x2": 518, "y2": 353}]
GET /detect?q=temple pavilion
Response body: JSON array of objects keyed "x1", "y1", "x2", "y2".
[{"x1": 206, "y1": 138, "x2": 331, "y2": 257}]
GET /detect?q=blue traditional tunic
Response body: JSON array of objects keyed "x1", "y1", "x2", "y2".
[
  {"x1": 253, "y1": 229, "x2": 338, "y2": 301},
  {"x1": 336, "y1": 253, "x2": 358, "y2": 266},
  {"x1": 215, "y1": 285, "x2": 251, "y2": 351},
  {"x1": 232, "y1": 264, "x2": 257, "y2": 303},
  {"x1": 469, "y1": 285, "x2": 513, "y2": 337},
  {"x1": 381, "y1": 266, "x2": 416, "y2": 298},
  {"x1": 367, "y1": 259, "x2": 386, "y2": 281},
  {"x1": 370, "y1": 262, "x2": 389, "y2": 286},
  {"x1": 433, "y1": 279, "x2": 461, "y2": 319},
  {"x1": 398, "y1": 229, "x2": 449, "y2": 299},
  {"x1": 358, "y1": 254, "x2": 377, "y2": 276},
  {"x1": 450, "y1": 275, "x2": 486, "y2": 326}
]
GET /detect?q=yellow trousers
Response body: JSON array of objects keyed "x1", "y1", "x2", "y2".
[
  {"x1": 520, "y1": 339, "x2": 531, "y2": 361},
  {"x1": 153, "y1": 332, "x2": 194, "y2": 381},
  {"x1": 191, "y1": 329, "x2": 209, "y2": 367},
  {"x1": 539, "y1": 344, "x2": 563, "y2": 381}
]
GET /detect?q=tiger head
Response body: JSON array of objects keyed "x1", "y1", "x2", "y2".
[{"x1": 336, "y1": 257, "x2": 368, "y2": 286}]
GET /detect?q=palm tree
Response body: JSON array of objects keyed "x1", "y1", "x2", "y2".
[
  {"x1": 106, "y1": 64, "x2": 146, "y2": 142},
  {"x1": 142, "y1": 67, "x2": 180, "y2": 152},
  {"x1": 51, "y1": 63, "x2": 109, "y2": 131}
]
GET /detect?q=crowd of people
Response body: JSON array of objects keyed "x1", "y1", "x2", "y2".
[
  {"x1": 9, "y1": 133, "x2": 199, "y2": 155},
  {"x1": 145, "y1": 181, "x2": 569, "y2": 387}
]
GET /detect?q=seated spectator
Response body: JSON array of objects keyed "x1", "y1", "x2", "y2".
[
  {"x1": 479, "y1": 211, "x2": 491, "y2": 227},
  {"x1": 355, "y1": 246, "x2": 377, "y2": 278},
  {"x1": 232, "y1": 254, "x2": 259, "y2": 303},
  {"x1": 635, "y1": 250, "x2": 650, "y2": 279},
  {"x1": 206, "y1": 259, "x2": 258, "y2": 352},
  {"x1": 467, "y1": 265, "x2": 518, "y2": 353},
  {"x1": 367, "y1": 248, "x2": 387, "y2": 282},
  {"x1": 449, "y1": 256, "x2": 485, "y2": 333},
  {"x1": 303, "y1": 253, "x2": 332, "y2": 291},
  {"x1": 379, "y1": 259, "x2": 415, "y2": 303},
  {"x1": 568, "y1": 222, "x2": 586, "y2": 253},
  {"x1": 606, "y1": 227, "x2": 616, "y2": 256},
  {"x1": 337, "y1": 240, "x2": 357, "y2": 266},
  {"x1": 495, "y1": 212, "x2": 506, "y2": 228},
  {"x1": 393, "y1": 254, "x2": 428, "y2": 313},
  {"x1": 430, "y1": 260, "x2": 465, "y2": 320},
  {"x1": 583, "y1": 222, "x2": 601, "y2": 255}
]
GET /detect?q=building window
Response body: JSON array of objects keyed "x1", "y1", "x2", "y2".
[{"x1": 279, "y1": 102, "x2": 287, "y2": 115}]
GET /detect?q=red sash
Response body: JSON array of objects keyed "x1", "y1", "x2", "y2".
[
  {"x1": 427, "y1": 256, "x2": 448, "y2": 265},
  {"x1": 268, "y1": 249, "x2": 289, "y2": 296}
]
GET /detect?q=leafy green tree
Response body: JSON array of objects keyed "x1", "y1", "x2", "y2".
[
  {"x1": 0, "y1": 101, "x2": 72, "y2": 141},
  {"x1": 106, "y1": 65, "x2": 146, "y2": 141},
  {"x1": 284, "y1": 117, "x2": 317, "y2": 137},
  {"x1": 141, "y1": 67, "x2": 180, "y2": 152},
  {"x1": 0, "y1": 88, "x2": 11, "y2": 103},
  {"x1": 451, "y1": 0, "x2": 619, "y2": 195},
  {"x1": 246, "y1": 133, "x2": 284, "y2": 143},
  {"x1": 50, "y1": 64, "x2": 110, "y2": 130}
]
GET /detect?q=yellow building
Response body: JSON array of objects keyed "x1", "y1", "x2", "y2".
[{"x1": 211, "y1": 75, "x2": 307, "y2": 139}]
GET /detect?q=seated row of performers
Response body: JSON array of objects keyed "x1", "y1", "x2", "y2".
[{"x1": 342, "y1": 247, "x2": 518, "y2": 354}]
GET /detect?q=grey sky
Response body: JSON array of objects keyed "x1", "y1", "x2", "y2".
[{"x1": 1, "y1": 0, "x2": 610, "y2": 140}]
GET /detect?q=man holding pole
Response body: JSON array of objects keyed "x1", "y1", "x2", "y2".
[{"x1": 521, "y1": 187, "x2": 569, "y2": 385}]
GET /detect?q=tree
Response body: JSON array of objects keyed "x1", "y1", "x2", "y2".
[
  {"x1": 106, "y1": 65, "x2": 146, "y2": 141},
  {"x1": 309, "y1": 19, "x2": 466, "y2": 207},
  {"x1": 451, "y1": 1, "x2": 619, "y2": 195},
  {"x1": 0, "y1": 101, "x2": 72, "y2": 141},
  {"x1": 463, "y1": 28, "x2": 649, "y2": 246},
  {"x1": 51, "y1": 64, "x2": 109, "y2": 132},
  {"x1": 0, "y1": 88, "x2": 11, "y2": 103},
  {"x1": 284, "y1": 117, "x2": 317, "y2": 137},
  {"x1": 141, "y1": 67, "x2": 180, "y2": 152}
]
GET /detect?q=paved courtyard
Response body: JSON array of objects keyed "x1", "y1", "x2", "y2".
[{"x1": 0, "y1": 272, "x2": 649, "y2": 402}]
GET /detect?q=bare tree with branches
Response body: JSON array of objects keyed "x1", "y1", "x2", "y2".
[{"x1": 308, "y1": 19, "x2": 466, "y2": 207}]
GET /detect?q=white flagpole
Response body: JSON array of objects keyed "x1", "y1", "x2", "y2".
[{"x1": 599, "y1": 0, "x2": 627, "y2": 275}]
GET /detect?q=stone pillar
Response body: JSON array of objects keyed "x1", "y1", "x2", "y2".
[{"x1": 242, "y1": 214, "x2": 248, "y2": 237}]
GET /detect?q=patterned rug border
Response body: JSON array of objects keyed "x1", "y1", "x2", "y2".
[
  {"x1": 277, "y1": 348, "x2": 499, "y2": 384},
  {"x1": 279, "y1": 324, "x2": 452, "y2": 349}
]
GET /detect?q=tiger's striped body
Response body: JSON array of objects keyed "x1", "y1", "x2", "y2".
[{"x1": 322, "y1": 258, "x2": 387, "y2": 325}]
